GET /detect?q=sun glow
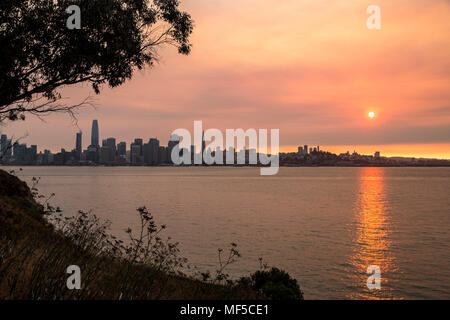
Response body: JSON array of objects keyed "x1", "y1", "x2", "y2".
[{"x1": 368, "y1": 112, "x2": 375, "y2": 118}]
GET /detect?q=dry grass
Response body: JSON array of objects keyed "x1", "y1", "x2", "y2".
[{"x1": 0, "y1": 169, "x2": 261, "y2": 300}]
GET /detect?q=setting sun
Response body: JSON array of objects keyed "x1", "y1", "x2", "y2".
[{"x1": 368, "y1": 112, "x2": 375, "y2": 118}]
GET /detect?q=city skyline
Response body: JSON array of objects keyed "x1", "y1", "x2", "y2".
[
  {"x1": 2, "y1": 0, "x2": 449, "y2": 160},
  {"x1": 0, "y1": 1, "x2": 449, "y2": 303},
  {"x1": 2, "y1": 119, "x2": 450, "y2": 168},
  {"x1": 1, "y1": 119, "x2": 449, "y2": 160}
]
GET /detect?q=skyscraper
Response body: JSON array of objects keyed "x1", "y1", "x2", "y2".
[
  {"x1": 143, "y1": 138, "x2": 160, "y2": 165},
  {"x1": 130, "y1": 144, "x2": 142, "y2": 164},
  {"x1": 5, "y1": 139, "x2": 12, "y2": 156},
  {"x1": 13, "y1": 143, "x2": 27, "y2": 162},
  {"x1": 117, "y1": 142, "x2": 127, "y2": 156},
  {"x1": 106, "y1": 138, "x2": 116, "y2": 162},
  {"x1": 0, "y1": 134, "x2": 7, "y2": 156},
  {"x1": 168, "y1": 135, "x2": 180, "y2": 164},
  {"x1": 158, "y1": 146, "x2": 168, "y2": 164},
  {"x1": 91, "y1": 120, "x2": 99, "y2": 147},
  {"x1": 76, "y1": 131, "x2": 82, "y2": 155}
]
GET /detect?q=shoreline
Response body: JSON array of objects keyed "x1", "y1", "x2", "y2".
[{"x1": 2, "y1": 164, "x2": 450, "y2": 168}]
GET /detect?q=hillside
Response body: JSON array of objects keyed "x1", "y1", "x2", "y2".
[{"x1": 0, "y1": 169, "x2": 262, "y2": 299}]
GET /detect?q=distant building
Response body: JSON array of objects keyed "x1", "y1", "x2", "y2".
[
  {"x1": 38, "y1": 149, "x2": 52, "y2": 165},
  {"x1": 13, "y1": 143, "x2": 27, "y2": 162},
  {"x1": 158, "y1": 146, "x2": 168, "y2": 164},
  {"x1": 168, "y1": 136, "x2": 180, "y2": 164},
  {"x1": 53, "y1": 148, "x2": 69, "y2": 165},
  {"x1": 0, "y1": 135, "x2": 12, "y2": 159},
  {"x1": 87, "y1": 145, "x2": 99, "y2": 162},
  {"x1": 76, "y1": 131, "x2": 82, "y2": 156},
  {"x1": 237, "y1": 149, "x2": 245, "y2": 164},
  {"x1": 0, "y1": 134, "x2": 7, "y2": 156},
  {"x1": 130, "y1": 143, "x2": 142, "y2": 164},
  {"x1": 106, "y1": 138, "x2": 116, "y2": 162},
  {"x1": 190, "y1": 145, "x2": 196, "y2": 163},
  {"x1": 100, "y1": 146, "x2": 111, "y2": 163},
  {"x1": 143, "y1": 138, "x2": 160, "y2": 165},
  {"x1": 29, "y1": 145, "x2": 37, "y2": 162},
  {"x1": 249, "y1": 148, "x2": 257, "y2": 164},
  {"x1": 6, "y1": 139, "x2": 12, "y2": 156},
  {"x1": 131, "y1": 138, "x2": 144, "y2": 160},
  {"x1": 374, "y1": 151, "x2": 380, "y2": 158},
  {"x1": 91, "y1": 120, "x2": 99, "y2": 147},
  {"x1": 117, "y1": 142, "x2": 127, "y2": 156},
  {"x1": 227, "y1": 147, "x2": 236, "y2": 164}
]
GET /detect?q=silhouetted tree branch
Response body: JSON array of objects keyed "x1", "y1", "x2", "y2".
[
  {"x1": 0, "y1": 95, "x2": 95, "y2": 123},
  {"x1": 0, "y1": 0, "x2": 194, "y2": 123}
]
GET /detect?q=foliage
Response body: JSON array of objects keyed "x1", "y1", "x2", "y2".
[
  {"x1": 0, "y1": 170, "x2": 302, "y2": 299},
  {"x1": 240, "y1": 267, "x2": 304, "y2": 300},
  {"x1": 0, "y1": 0, "x2": 193, "y2": 122}
]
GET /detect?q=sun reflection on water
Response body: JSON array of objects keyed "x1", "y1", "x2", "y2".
[{"x1": 348, "y1": 167, "x2": 398, "y2": 299}]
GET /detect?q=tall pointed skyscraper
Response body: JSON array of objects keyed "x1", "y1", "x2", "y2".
[{"x1": 91, "y1": 120, "x2": 99, "y2": 147}]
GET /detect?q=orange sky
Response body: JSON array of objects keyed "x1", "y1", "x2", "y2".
[{"x1": 3, "y1": 0, "x2": 450, "y2": 159}]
